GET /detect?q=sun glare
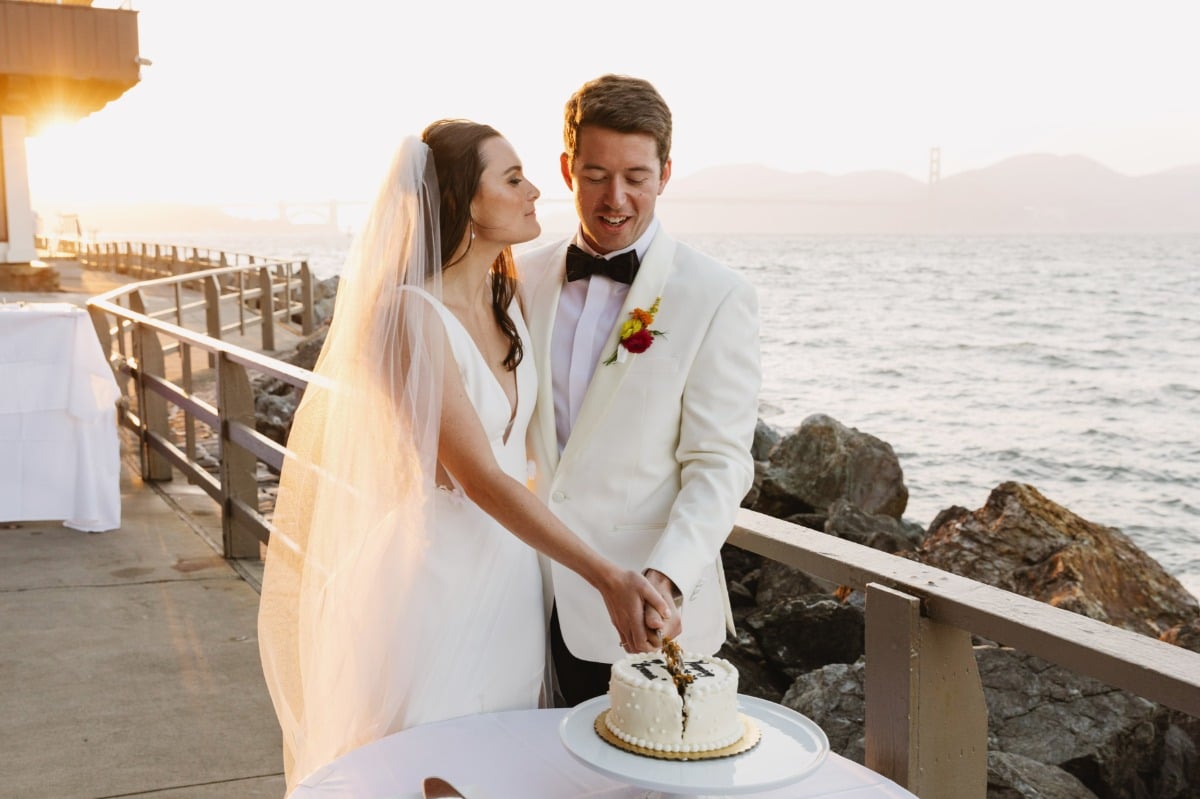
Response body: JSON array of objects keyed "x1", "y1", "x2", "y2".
[
  {"x1": 31, "y1": 113, "x2": 75, "y2": 137},
  {"x1": 26, "y1": 123, "x2": 79, "y2": 202}
]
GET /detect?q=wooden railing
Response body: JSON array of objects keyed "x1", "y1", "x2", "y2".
[
  {"x1": 79, "y1": 248, "x2": 1200, "y2": 799},
  {"x1": 82, "y1": 242, "x2": 316, "y2": 556}
]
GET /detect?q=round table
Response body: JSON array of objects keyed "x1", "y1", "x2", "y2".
[{"x1": 292, "y1": 707, "x2": 917, "y2": 799}]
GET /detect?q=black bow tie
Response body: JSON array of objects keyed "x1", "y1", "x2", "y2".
[{"x1": 565, "y1": 244, "x2": 640, "y2": 284}]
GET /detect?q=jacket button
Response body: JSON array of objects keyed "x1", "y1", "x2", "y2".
[{"x1": 551, "y1": 490, "x2": 566, "y2": 502}]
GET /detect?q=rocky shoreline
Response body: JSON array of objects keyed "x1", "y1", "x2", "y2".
[
  {"x1": 726, "y1": 414, "x2": 1199, "y2": 799},
  {"x1": 235, "y1": 279, "x2": 1198, "y2": 797}
]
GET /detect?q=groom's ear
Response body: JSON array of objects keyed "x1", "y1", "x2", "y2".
[
  {"x1": 658, "y1": 158, "x2": 672, "y2": 195},
  {"x1": 560, "y1": 152, "x2": 574, "y2": 191}
]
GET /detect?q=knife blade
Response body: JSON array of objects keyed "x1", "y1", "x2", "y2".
[{"x1": 422, "y1": 776, "x2": 466, "y2": 799}]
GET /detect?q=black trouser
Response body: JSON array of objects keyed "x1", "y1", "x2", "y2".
[{"x1": 549, "y1": 605, "x2": 611, "y2": 706}]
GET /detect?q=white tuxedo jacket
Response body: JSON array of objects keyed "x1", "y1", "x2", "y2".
[{"x1": 518, "y1": 227, "x2": 761, "y2": 663}]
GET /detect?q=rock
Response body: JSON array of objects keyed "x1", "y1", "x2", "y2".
[
  {"x1": 781, "y1": 658, "x2": 866, "y2": 763},
  {"x1": 720, "y1": 543, "x2": 765, "y2": 587},
  {"x1": 754, "y1": 414, "x2": 908, "y2": 520},
  {"x1": 824, "y1": 498, "x2": 925, "y2": 553},
  {"x1": 752, "y1": 417, "x2": 782, "y2": 461},
  {"x1": 783, "y1": 512, "x2": 827, "y2": 532},
  {"x1": 717, "y1": 627, "x2": 788, "y2": 701},
  {"x1": 1160, "y1": 618, "x2": 1200, "y2": 654},
  {"x1": 742, "y1": 460, "x2": 765, "y2": 508},
  {"x1": 745, "y1": 594, "x2": 864, "y2": 678},
  {"x1": 976, "y1": 646, "x2": 1166, "y2": 798},
  {"x1": 755, "y1": 559, "x2": 828, "y2": 607},
  {"x1": 1159, "y1": 713, "x2": 1200, "y2": 799},
  {"x1": 311, "y1": 276, "x2": 340, "y2": 326},
  {"x1": 254, "y1": 392, "x2": 296, "y2": 447},
  {"x1": 987, "y1": 751, "x2": 1100, "y2": 799},
  {"x1": 250, "y1": 328, "x2": 330, "y2": 451},
  {"x1": 726, "y1": 579, "x2": 756, "y2": 608},
  {"x1": 917, "y1": 483, "x2": 1200, "y2": 638}
]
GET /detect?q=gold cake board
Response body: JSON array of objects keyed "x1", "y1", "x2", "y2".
[{"x1": 594, "y1": 709, "x2": 761, "y2": 761}]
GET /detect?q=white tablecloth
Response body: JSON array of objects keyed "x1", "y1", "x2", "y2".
[
  {"x1": 0, "y1": 302, "x2": 121, "y2": 532},
  {"x1": 292, "y1": 708, "x2": 917, "y2": 799}
]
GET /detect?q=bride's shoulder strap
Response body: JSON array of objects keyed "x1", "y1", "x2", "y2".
[{"x1": 395, "y1": 284, "x2": 456, "y2": 329}]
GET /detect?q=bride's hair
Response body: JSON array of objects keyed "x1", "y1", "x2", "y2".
[{"x1": 421, "y1": 119, "x2": 524, "y2": 371}]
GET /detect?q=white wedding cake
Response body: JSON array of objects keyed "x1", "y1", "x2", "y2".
[{"x1": 605, "y1": 641, "x2": 742, "y2": 754}]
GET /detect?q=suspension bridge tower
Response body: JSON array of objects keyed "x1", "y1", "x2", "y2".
[
  {"x1": 927, "y1": 146, "x2": 941, "y2": 233},
  {"x1": 0, "y1": 0, "x2": 142, "y2": 288}
]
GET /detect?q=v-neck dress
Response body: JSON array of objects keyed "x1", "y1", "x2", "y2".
[{"x1": 394, "y1": 294, "x2": 544, "y2": 729}]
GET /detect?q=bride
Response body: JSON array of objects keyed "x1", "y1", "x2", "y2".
[{"x1": 257, "y1": 120, "x2": 673, "y2": 792}]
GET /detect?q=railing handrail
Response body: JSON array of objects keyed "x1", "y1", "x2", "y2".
[
  {"x1": 90, "y1": 268, "x2": 318, "y2": 389},
  {"x1": 731, "y1": 509, "x2": 1200, "y2": 717}
]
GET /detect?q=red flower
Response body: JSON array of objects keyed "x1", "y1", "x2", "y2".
[{"x1": 622, "y1": 329, "x2": 654, "y2": 354}]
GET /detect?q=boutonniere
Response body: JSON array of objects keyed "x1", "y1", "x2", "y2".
[{"x1": 604, "y1": 297, "x2": 665, "y2": 365}]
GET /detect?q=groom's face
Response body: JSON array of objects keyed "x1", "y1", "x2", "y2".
[{"x1": 561, "y1": 126, "x2": 671, "y2": 255}]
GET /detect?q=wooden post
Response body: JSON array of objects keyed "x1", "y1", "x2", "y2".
[
  {"x1": 181, "y1": 341, "x2": 195, "y2": 482},
  {"x1": 300, "y1": 260, "x2": 315, "y2": 335},
  {"x1": 258, "y1": 266, "x2": 275, "y2": 351},
  {"x1": 132, "y1": 315, "x2": 172, "y2": 482},
  {"x1": 203, "y1": 274, "x2": 222, "y2": 369},
  {"x1": 217, "y1": 354, "x2": 260, "y2": 558},
  {"x1": 865, "y1": 582, "x2": 988, "y2": 799},
  {"x1": 865, "y1": 583, "x2": 920, "y2": 785}
]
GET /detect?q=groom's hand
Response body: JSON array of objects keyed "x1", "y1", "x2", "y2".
[{"x1": 643, "y1": 569, "x2": 684, "y2": 642}]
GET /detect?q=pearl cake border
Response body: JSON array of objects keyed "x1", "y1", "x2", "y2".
[{"x1": 594, "y1": 709, "x2": 761, "y2": 761}]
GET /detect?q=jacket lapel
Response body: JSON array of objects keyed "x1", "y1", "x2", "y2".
[
  {"x1": 558, "y1": 230, "x2": 677, "y2": 472},
  {"x1": 527, "y1": 242, "x2": 568, "y2": 476}
]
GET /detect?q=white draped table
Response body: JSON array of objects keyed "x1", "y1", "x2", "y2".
[
  {"x1": 0, "y1": 302, "x2": 121, "y2": 532},
  {"x1": 292, "y1": 708, "x2": 918, "y2": 799}
]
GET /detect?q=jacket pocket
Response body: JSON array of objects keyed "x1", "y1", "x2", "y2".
[{"x1": 612, "y1": 522, "x2": 667, "y2": 533}]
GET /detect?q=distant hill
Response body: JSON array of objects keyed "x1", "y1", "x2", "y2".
[
  {"x1": 36, "y1": 154, "x2": 1200, "y2": 237},
  {"x1": 34, "y1": 202, "x2": 340, "y2": 238},
  {"x1": 661, "y1": 154, "x2": 1200, "y2": 234}
]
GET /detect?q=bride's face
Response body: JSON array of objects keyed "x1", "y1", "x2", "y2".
[{"x1": 469, "y1": 137, "x2": 541, "y2": 247}]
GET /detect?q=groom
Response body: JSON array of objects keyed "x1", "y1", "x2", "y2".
[{"x1": 519, "y1": 74, "x2": 762, "y2": 706}]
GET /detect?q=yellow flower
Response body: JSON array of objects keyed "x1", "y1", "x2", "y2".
[{"x1": 604, "y1": 296, "x2": 666, "y2": 365}]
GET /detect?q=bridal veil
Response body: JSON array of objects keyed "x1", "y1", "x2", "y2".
[{"x1": 258, "y1": 137, "x2": 446, "y2": 791}]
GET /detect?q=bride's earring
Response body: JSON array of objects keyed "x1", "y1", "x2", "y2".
[{"x1": 469, "y1": 218, "x2": 476, "y2": 242}]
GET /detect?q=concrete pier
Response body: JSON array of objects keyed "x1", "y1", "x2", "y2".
[{"x1": 1, "y1": 258, "x2": 285, "y2": 798}]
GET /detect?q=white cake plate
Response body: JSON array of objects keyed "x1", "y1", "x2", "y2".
[{"x1": 559, "y1": 694, "x2": 829, "y2": 799}]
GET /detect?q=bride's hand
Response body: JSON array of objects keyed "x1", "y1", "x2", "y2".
[
  {"x1": 599, "y1": 567, "x2": 673, "y2": 654},
  {"x1": 643, "y1": 568, "x2": 683, "y2": 642}
]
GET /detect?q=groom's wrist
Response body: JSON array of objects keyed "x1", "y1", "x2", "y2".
[{"x1": 644, "y1": 568, "x2": 683, "y2": 606}]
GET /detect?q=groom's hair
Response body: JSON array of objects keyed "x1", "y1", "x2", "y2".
[{"x1": 563, "y1": 74, "x2": 672, "y2": 171}]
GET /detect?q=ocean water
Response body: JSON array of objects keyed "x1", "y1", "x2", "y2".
[{"x1": 136, "y1": 230, "x2": 1200, "y2": 600}]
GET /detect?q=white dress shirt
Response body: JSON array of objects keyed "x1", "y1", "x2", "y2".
[{"x1": 551, "y1": 219, "x2": 659, "y2": 454}]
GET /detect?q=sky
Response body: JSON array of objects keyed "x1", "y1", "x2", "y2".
[{"x1": 24, "y1": 0, "x2": 1200, "y2": 211}]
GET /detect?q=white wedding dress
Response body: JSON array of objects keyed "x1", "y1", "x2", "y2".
[
  {"x1": 399, "y1": 294, "x2": 545, "y2": 726},
  {"x1": 260, "y1": 138, "x2": 548, "y2": 793}
]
